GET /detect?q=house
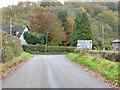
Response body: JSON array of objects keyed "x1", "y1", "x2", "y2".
[
  {"x1": 0, "y1": 25, "x2": 29, "y2": 45},
  {"x1": 112, "y1": 39, "x2": 120, "y2": 51}
]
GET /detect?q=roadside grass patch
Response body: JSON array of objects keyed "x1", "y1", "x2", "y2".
[
  {"x1": 1, "y1": 52, "x2": 32, "y2": 73},
  {"x1": 67, "y1": 53, "x2": 120, "y2": 86}
]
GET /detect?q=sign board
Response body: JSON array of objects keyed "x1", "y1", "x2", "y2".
[{"x1": 77, "y1": 40, "x2": 92, "y2": 49}]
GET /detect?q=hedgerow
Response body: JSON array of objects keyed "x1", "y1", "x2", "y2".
[
  {"x1": 1, "y1": 30, "x2": 23, "y2": 62},
  {"x1": 22, "y1": 45, "x2": 75, "y2": 53}
]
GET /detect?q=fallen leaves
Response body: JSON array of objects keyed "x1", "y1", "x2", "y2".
[{"x1": 0, "y1": 60, "x2": 26, "y2": 79}]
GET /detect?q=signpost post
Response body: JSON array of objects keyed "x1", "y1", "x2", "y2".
[{"x1": 77, "y1": 40, "x2": 92, "y2": 49}]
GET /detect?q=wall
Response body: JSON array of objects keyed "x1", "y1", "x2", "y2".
[
  {"x1": 112, "y1": 42, "x2": 120, "y2": 51},
  {"x1": 0, "y1": 30, "x2": 2, "y2": 62},
  {"x1": 19, "y1": 27, "x2": 28, "y2": 45}
]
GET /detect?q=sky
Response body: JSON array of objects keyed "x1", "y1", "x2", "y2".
[{"x1": 0, "y1": 0, "x2": 64, "y2": 8}]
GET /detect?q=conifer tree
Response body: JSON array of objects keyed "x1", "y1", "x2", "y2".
[{"x1": 71, "y1": 12, "x2": 93, "y2": 46}]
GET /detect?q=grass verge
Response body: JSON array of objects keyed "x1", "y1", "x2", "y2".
[
  {"x1": 1, "y1": 52, "x2": 32, "y2": 73},
  {"x1": 67, "y1": 53, "x2": 120, "y2": 87}
]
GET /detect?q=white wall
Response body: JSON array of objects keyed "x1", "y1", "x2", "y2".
[{"x1": 19, "y1": 27, "x2": 28, "y2": 45}]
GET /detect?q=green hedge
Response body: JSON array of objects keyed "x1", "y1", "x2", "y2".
[
  {"x1": 74, "y1": 49, "x2": 120, "y2": 62},
  {"x1": 1, "y1": 30, "x2": 23, "y2": 62},
  {"x1": 22, "y1": 45, "x2": 75, "y2": 53}
]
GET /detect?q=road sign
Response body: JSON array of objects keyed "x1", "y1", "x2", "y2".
[{"x1": 77, "y1": 40, "x2": 92, "y2": 49}]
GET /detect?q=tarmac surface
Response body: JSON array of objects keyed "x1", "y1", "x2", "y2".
[{"x1": 2, "y1": 55, "x2": 111, "y2": 88}]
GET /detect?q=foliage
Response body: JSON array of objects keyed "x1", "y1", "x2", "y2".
[
  {"x1": 1, "y1": 2, "x2": 118, "y2": 47},
  {"x1": 30, "y1": 13, "x2": 65, "y2": 45},
  {"x1": 103, "y1": 2, "x2": 118, "y2": 11},
  {"x1": 0, "y1": 30, "x2": 2, "y2": 62},
  {"x1": 97, "y1": 10, "x2": 118, "y2": 32},
  {"x1": 71, "y1": 12, "x2": 93, "y2": 46},
  {"x1": 24, "y1": 31, "x2": 45, "y2": 45},
  {"x1": 74, "y1": 49, "x2": 120, "y2": 62},
  {"x1": 24, "y1": 51, "x2": 68, "y2": 54},
  {"x1": 1, "y1": 30, "x2": 23, "y2": 63},
  {"x1": 67, "y1": 53, "x2": 120, "y2": 86},
  {"x1": 40, "y1": 2, "x2": 62, "y2": 7},
  {"x1": 57, "y1": 10, "x2": 68, "y2": 27},
  {"x1": 22, "y1": 45, "x2": 75, "y2": 53},
  {"x1": 63, "y1": 17, "x2": 75, "y2": 46}
]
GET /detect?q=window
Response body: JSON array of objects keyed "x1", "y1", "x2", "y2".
[{"x1": 12, "y1": 31, "x2": 16, "y2": 36}]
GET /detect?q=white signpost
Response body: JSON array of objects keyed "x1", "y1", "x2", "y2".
[{"x1": 77, "y1": 40, "x2": 92, "y2": 49}]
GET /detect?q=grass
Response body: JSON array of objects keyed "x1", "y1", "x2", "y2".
[
  {"x1": 25, "y1": 51, "x2": 68, "y2": 54},
  {"x1": 1, "y1": 52, "x2": 32, "y2": 73},
  {"x1": 67, "y1": 53, "x2": 120, "y2": 86}
]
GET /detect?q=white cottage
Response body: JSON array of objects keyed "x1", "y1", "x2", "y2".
[
  {"x1": 112, "y1": 39, "x2": 120, "y2": 51},
  {"x1": 1, "y1": 25, "x2": 29, "y2": 45}
]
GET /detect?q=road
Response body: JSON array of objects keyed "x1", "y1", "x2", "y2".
[{"x1": 2, "y1": 55, "x2": 111, "y2": 88}]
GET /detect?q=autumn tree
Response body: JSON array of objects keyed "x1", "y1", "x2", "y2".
[
  {"x1": 30, "y1": 13, "x2": 65, "y2": 46},
  {"x1": 64, "y1": 17, "x2": 74, "y2": 46},
  {"x1": 71, "y1": 12, "x2": 93, "y2": 46}
]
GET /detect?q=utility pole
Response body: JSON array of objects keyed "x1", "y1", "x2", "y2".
[
  {"x1": 10, "y1": 6, "x2": 13, "y2": 36},
  {"x1": 46, "y1": 32, "x2": 49, "y2": 46},
  {"x1": 10, "y1": 17, "x2": 12, "y2": 36},
  {"x1": 102, "y1": 26, "x2": 105, "y2": 50}
]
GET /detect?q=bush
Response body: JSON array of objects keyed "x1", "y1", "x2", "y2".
[
  {"x1": 24, "y1": 31, "x2": 45, "y2": 45},
  {"x1": 1, "y1": 30, "x2": 23, "y2": 62},
  {"x1": 22, "y1": 45, "x2": 75, "y2": 53}
]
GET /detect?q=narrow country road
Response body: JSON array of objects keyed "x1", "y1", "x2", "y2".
[{"x1": 3, "y1": 55, "x2": 111, "y2": 88}]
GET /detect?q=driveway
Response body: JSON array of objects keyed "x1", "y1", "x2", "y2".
[{"x1": 2, "y1": 55, "x2": 111, "y2": 88}]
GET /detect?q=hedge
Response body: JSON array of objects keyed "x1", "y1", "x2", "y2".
[
  {"x1": 74, "y1": 49, "x2": 120, "y2": 62},
  {"x1": 22, "y1": 45, "x2": 75, "y2": 53},
  {"x1": 1, "y1": 30, "x2": 23, "y2": 62},
  {"x1": 0, "y1": 30, "x2": 2, "y2": 62}
]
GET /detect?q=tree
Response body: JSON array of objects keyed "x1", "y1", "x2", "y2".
[
  {"x1": 57, "y1": 10, "x2": 68, "y2": 27},
  {"x1": 71, "y1": 12, "x2": 93, "y2": 46},
  {"x1": 64, "y1": 17, "x2": 75, "y2": 46},
  {"x1": 30, "y1": 13, "x2": 65, "y2": 45},
  {"x1": 104, "y1": 2, "x2": 118, "y2": 11},
  {"x1": 24, "y1": 31, "x2": 45, "y2": 45}
]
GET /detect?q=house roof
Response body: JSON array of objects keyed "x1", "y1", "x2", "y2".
[
  {"x1": 112, "y1": 39, "x2": 120, "y2": 43},
  {"x1": 0, "y1": 25, "x2": 29, "y2": 38}
]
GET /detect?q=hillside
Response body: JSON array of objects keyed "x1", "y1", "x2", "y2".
[{"x1": 1, "y1": 2, "x2": 119, "y2": 47}]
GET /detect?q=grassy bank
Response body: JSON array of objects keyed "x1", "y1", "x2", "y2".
[
  {"x1": 1, "y1": 52, "x2": 32, "y2": 73},
  {"x1": 67, "y1": 53, "x2": 120, "y2": 86}
]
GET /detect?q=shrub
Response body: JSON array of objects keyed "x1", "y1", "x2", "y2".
[
  {"x1": 1, "y1": 30, "x2": 23, "y2": 63},
  {"x1": 24, "y1": 31, "x2": 45, "y2": 45},
  {"x1": 22, "y1": 45, "x2": 75, "y2": 53}
]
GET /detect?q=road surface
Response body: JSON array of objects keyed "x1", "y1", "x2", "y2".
[{"x1": 2, "y1": 55, "x2": 111, "y2": 88}]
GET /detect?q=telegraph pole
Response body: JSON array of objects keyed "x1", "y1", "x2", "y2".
[
  {"x1": 102, "y1": 26, "x2": 105, "y2": 50},
  {"x1": 46, "y1": 32, "x2": 49, "y2": 46},
  {"x1": 10, "y1": 6, "x2": 13, "y2": 36},
  {"x1": 10, "y1": 17, "x2": 12, "y2": 36}
]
